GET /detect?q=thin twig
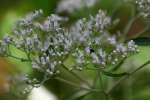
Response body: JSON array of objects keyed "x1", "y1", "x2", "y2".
[
  {"x1": 98, "y1": 70, "x2": 104, "y2": 91},
  {"x1": 98, "y1": 70, "x2": 109, "y2": 100},
  {"x1": 55, "y1": 77, "x2": 101, "y2": 92},
  {"x1": 92, "y1": 70, "x2": 99, "y2": 89},
  {"x1": 62, "y1": 64, "x2": 92, "y2": 88},
  {"x1": 107, "y1": 60, "x2": 150, "y2": 94}
]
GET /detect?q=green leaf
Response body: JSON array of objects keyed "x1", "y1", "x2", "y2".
[{"x1": 102, "y1": 70, "x2": 128, "y2": 77}]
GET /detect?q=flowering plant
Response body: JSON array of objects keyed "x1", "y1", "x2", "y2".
[{"x1": 0, "y1": 0, "x2": 150, "y2": 100}]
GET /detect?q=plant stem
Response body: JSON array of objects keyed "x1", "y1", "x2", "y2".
[
  {"x1": 55, "y1": 77, "x2": 101, "y2": 92},
  {"x1": 98, "y1": 70, "x2": 110, "y2": 100},
  {"x1": 62, "y1": 64, "x2": 92, "y2": 88},
  {"x1": 130, "y1": 60, "x2": 150, "y2": 75},
  {"x1": 92, "y1": 70, "x2": 99, "y2": 88},
  {"x1": 107, "y1": 60, "x2": 150, "y2": 94},
  {"x1": 98, "y1": 70, "x2": 104, "y2": 91}
]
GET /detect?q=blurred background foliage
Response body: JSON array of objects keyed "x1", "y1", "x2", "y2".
[{"x1": 0, "y1": 0, "x2": 149, "y2": 100}]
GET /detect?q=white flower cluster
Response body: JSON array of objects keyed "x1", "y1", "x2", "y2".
[
  {"x1": 136, "y1": 0, "x2": 150, "y2": 17},
  {"x1": 0, "y1": 9, "x2": 139, "y2": 88},
  {"x1": 0, "y1": 10, "x2": 72, "y2": 76},
  {"x1": 68, "y1": 10, "x2": 138, "y2": 70},
  {"x1": 56, "y1": 0, "x2": 97, "y2": 13}
]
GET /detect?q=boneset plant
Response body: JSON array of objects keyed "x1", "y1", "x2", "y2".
[{"x1": 0, "y1": 0, "x2": 150, "y2": 100}]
